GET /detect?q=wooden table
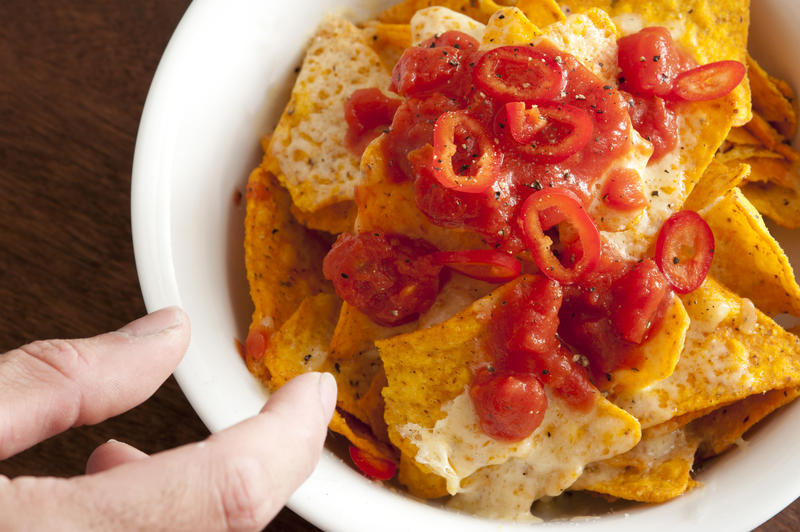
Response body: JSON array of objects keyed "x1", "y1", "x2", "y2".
[{"x1": 0, "y1": 2, "x2": 797, "y2": 530}]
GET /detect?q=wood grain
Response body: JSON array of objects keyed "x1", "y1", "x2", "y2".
[{"x1": 0, "y1": 1, "x2": 795, "y2": 530}]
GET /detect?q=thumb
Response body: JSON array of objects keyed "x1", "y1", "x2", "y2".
[{"x1": 1, "y1": 372, "x2": 338, "y2": 531}]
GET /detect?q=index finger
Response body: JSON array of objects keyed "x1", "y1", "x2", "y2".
[{"x1": 0, "y1": 307, "x2": 190, "y2": 459}]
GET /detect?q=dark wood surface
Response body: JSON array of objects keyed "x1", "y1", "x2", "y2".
[{"x1": 0, "y1": 2, "x2": 797, "y2": 531}]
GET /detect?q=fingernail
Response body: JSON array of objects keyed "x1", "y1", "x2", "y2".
[
  {"x1": 119, "y1": 306, "x2": 184, "y2": 337},
  {"x1": 318, "y1": 372, "x2": 338, "y2": 418}
]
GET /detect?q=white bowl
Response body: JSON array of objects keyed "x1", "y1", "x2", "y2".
[{"x1": 132, "y1": 1, "x2": 800, "y2": 530}]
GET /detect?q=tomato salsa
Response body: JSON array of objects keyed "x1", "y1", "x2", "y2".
[{"x1": 326, "y1": 26, "x2": 734, "y2": 443}]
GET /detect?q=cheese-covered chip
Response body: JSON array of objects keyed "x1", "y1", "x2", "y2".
[
  {"x1": 269, "y1": 15, "x2": 391, "y2": 212},
  {"x1": 410, "y1": 6, "x2": 486, "y2": 44},
  {"x1": 482, "y1": 7, "x2": 542, "y2": 48},
  {"x1": 613, "y1": 277, "x2": 800, "y2": 428},
  {"x1": 379, "y1": 276, "x2": 640, "y2": 517},
  {"x1": 542, "y1": 8, "x2": 619, "y2": 84}
]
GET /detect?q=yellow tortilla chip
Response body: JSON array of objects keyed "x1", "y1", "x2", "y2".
[
  {"x1": 742, "y1": 181, "x2": 800, "y2": 229},
  {"x1": 329, "y1": 301, "x2": 417, "y2": 360},
  {"x1": 482, "y1": 7, "x2": 542, "y2": 47},
  {"x1": 572, "y1": 428, "x2": 699, "y2": 503},
  {"x1": 361, "y1": 22, "x2": 412, "y2": 69},
  {"x1": 398, "y1": 452, "x2": 449, "y2": 499},
  {"x1": 290, "y1": 201, "x2": 356, "y2": 234},
  {"x1": 515, "y1": 0, "x2": 565, "y2": 26},
  {"x1": 606, "y1": 295, "x2": 689, "y2": 396},
  {"x1": 269, "y1": 15, "x2": 391, "y2": 212},
  {"x1": 744, "y1": 113, "x2": 799, "y2": 162},
  {"x1": 355, "y1": 136, "x2": 486, "y2": 251},
  {"x1": 243, "y1": 167, "x2": 331, "y2": 375},
  {"x1": 263, "y1": 293, "x2": 342, "y2": 387},
  {"x1": 725, "y1": 126, "x2": 761, "y2": 146},
  {"x1": 378, "y1": 0, "x2": 502, "y2": 24},
  {"x1": 378, "y1": 276, "x2": 640, "y2": 517},
  {"x1": 748, "y1": 55, "x2": 797, "y2": 139},
  {"x1": 260, "y1": 292, "x2": 395, "y2": 459},
  {"x1": 683, "y1": 160, "x2": 748, "y2": 212},
  {"x1": 691, "y1": 385, "x2": 800, "y2": 459},
  {"x1": 702, "y1": 187, "x2": 800, "y2": 316},
  {"x1": 613, "y1": 277, "x2": 800, "y2": 428}
]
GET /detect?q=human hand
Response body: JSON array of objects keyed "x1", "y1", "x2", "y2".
[{"x1": 0, "y1": 307, "x2": 337, "y2": 531}]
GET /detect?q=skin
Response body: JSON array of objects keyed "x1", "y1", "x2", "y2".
[{"x1": 0, "y1": 307, "x2": 337, "y2": 531}]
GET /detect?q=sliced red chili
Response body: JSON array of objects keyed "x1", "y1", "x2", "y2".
[
  {"x1": 431, "y1": 249, "x2": 521, "y2": 283},
  {"x1": 469, "y1": 368, "x2": 547, "y2": 442},
  {"x1": 670, "y1": 60, "x2": 746, "y2": 102},
  {"x1": 654, "y1": 210, "x2": 715, "y2": 294},
  {"x1": 518, "y1": 188, "x2": 601, "y2": 284},
  {"x1": 473, "y1": 46, "x2": 567, "y2": 103},
  {"x1": 504, "y1": 102, "x2": 593, "y2": 163},
  {"x1": 432, "y1": 110, "x2": 499, "y2": 193},
  {"x1": 348, "y1": 446, "x2": 397, "y2": 480}
]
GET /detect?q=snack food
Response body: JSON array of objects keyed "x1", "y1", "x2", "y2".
[{"x1": 243, "y1": 0, "x2": 800, "y2": 521}]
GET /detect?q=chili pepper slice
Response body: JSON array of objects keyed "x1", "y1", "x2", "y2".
[
  {"x1": 431, "y1": 110, "x2": 499, "y2": 193},
  {"x1": 518, "y1": 188, "x2": 601, "y2": 284},
  {"x1": 670, "y1": 60, "x2": 746, "y2": 102},
  {"x1": 473, "y1": 46, "x2": 567, "y2": 103},
  {"x1": 431, "y1": 249, "x2": 521, "y2": 283},
  {"x1": 654, "y1": 210, "x2": 715, "y2": 294},
  {"x1": 504, "y1": 102, "x2": 593, "y2": 163},
  {"x1": 348, "y1": 446, "x2": 397, "y2": 480}
]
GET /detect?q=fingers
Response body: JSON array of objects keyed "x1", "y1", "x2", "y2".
[
  {"x1": 85, "y1": 440, "x2": 148, "y2": 474},
  {"x1": 1, "y1": 372, "x2": 337, "y2": 532},
  {"x1": 0, "y1": 307, "x2": 190, "y2": 459}
]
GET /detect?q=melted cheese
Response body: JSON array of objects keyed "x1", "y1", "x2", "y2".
[
  {"x1": 399, "y1": 388, "x2": 639, "y2": 519},
  {"x1": 410, "y1": 7, "x2": 486, "y2": 45}
]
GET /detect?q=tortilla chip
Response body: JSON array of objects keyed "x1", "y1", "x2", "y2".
[
  {"x1": 571, "y1": 428, "x2": 699, "y2": 503},
  {"x1": 409, "y1": 6, "x2": 487, "y2": 44},
  {"x1": 263, "y1": 293, "x2": 342, "y2": 387},
  {"x1": 747, "y1": 55, "x2": 797, "y2": 139},
  {"x1": 379, "y1": 0, "x2": 502, "y2": 24},
  {"x1": 744, "y1": 113, "x2": 799, "y2": 162},
  {"x1": 515, "y1": 0, "x2": 565, "y2": 26},
  {"x1": 379, "y1": 276, "x2": 640, "y2": 516},
  {"x1": 355, "y1": 136, "x2": 486, "y2": 251},
  {"x1": 607, "y1": 295, "x2": 689, "y2": 396},
  {"x1": 259, "y1": 292, "x2": 395, "y2": 459},
  {"x1": 243, "y1": 167, "x2": 331, "y2": 373},
  {"x1": 612, "y1": 277, "x2": 800, "y2": 429},
  {"x1": 702, "y1": 187, "x2": 800, "y2": 316},
  {"x1": 742, "y1": 181, "x2": 800, "y2": 229},
  {"x1": 398, "y1": 452, "x2": 449, "y2": 499},
  {"x1": 683, "y1": 160, "x2": 749, "y2": 212},
  {"x1": 691, "y1": 385, "x2": 800, "y2": 459},
  {"x1": 560, "y1": 0, "x2": 751, "y2": 127},
  {"x1": 725, "y1": 126, "x2": 761, "y2": 146},
  {"x1": 356, "y1": 368, "x2": 392, "y2": 444},
  {"x1": 269, "y1": 15, "x2": 391, "y2": 212},
  {"x1": 361, "y1": 22, "x2": 412, "y2": 69},
  {"x1": 290, "y1": 201, "x2": 356, "y2": 234},
  {"x1": 482, "y1": 7, "x2": 542, "y2": 48}
]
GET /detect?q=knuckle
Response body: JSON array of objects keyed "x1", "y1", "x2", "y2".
[
  {"x1": 19, "y1": 339, "x2": 88, "y2": 385},
  {"x1": 215, "y1": 455, "x2": 274, "y2": 532}
]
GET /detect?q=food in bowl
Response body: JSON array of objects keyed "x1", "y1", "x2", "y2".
[{"x1": 240, "y1": 0, "x2": 800, "y2": 521}]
